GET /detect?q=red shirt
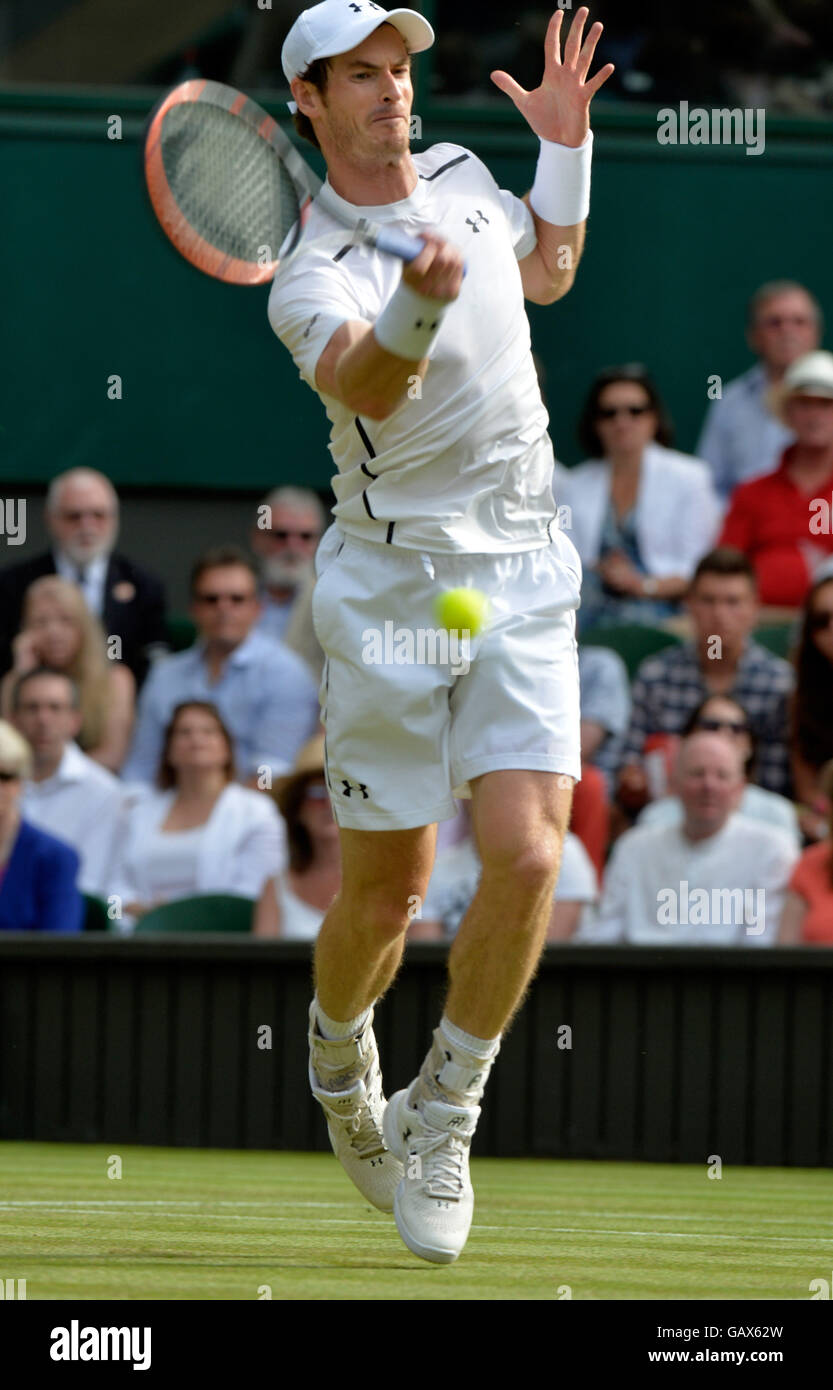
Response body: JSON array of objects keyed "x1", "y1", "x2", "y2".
[
  {"x1": 788, "y1": 841, "x2": 833, "y2": 944},
  {"x1": 719, "y1": 446, "x2": 833, "y2": 606}
]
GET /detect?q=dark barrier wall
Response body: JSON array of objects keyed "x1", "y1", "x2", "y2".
[
  {"x1": 1, "y1": 937, "x2": 831, "y2": 1166},
  {"x1": 2, "y1": 89, "x2": 832, "y2": 486}
]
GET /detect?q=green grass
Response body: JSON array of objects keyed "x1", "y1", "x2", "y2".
[{"x1": 0, "y1": 1143, "x2": 827, "y2": 1300}]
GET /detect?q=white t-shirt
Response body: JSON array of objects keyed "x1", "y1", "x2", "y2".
[
  {"x1": 273, "y1": 874, "x2": 325, "y2": 941},
  {"x1": 268, "y1": 143, "x2": 559, "y2": 555},
  {"x1": 422, "y1": 831, "x2": 597, "y2": 936},
  {"x1": 579, "y1": 815, "x2": 798, "y2": 946}
]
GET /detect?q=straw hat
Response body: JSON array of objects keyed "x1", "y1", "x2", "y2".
[
  {"x1": 769, "y1": 350, "x2": 833, "y2": 423},
  {"x1": 272, "y1": 733, "x2": 326, "y2": 817}
]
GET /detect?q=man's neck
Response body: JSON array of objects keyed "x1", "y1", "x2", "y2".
[
  {"x1": 682, "y1": 816, "x2": 728, "y2": 844},
  {"x1": 202, "y1": 639, "x2": 241, "y2": 681},
  {"x1": 324, "y1": 151, "x2": 418, "y2": 209},
  {"x1": 31, "y1": 748, "x2": 64, "y2": 783},
  {"x1": 697, "y1": 635, "x2": 744, "y2": 678},
  {"x1": 787, "y1": 442, "x2": 833, "y2": 486}
]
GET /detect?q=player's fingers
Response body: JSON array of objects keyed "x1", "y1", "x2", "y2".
[
  {"x1": 576, "y1": 20, "x2": 604, "y2": 82},
  {"x1": 563, "y1": 5, "x2": 588, "y2": 68},
  {"x1": 584, "y1": 61, "x2": 616, "y2": 98},
  {"x1": 543, "y1": 10, "x2": 564, "y2": 73},
  {"x1": 413, "y1": 244, "x2": 465, "y2": 300},
  {"x1": 490, "y1": 71, "x2": 528, "y2": 108}
]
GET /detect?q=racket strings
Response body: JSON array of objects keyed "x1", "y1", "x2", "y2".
[{"x1": 160, "y1": 103, "x2": 301, "y2": 265}]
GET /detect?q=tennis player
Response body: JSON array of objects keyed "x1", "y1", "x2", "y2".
[{"x1": 269, "y1": 0, "x2": 612, "y2": 1264}]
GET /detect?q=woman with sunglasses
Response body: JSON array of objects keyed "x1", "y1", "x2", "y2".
[
  {"x1": 554, "y1": 365, "x2": 722, "y2": 630},
  {"x1": 254, "y1": 735, "x2": 340, "y2": 940},
  {"x1": 791, "y1": 576, "x2": 833, "y2": 842},
  {"x1": 779, "y1": 759, "x2": 833, "y2": 944},
  {"x1": 637, "y1": 694, "x2": 801, "y2": 847},
  {"x1": 111, "y1": 701, "x2": 284, "y2": 927},
  {"x1": 0, "y1": 720, "x2": 83, "y2": 932}
]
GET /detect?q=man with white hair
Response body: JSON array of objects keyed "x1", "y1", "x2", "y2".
[
  {"x1": 582, "y1": 732, "x2": 798, "y2": 945},
  {"x1": 250, "y1": 486, "x2": 326, "y2": 642},
  {"x1": 0, "y1": 468, "x2": 168, "y2": 685}
]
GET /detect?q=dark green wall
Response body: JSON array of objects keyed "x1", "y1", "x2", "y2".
[{"x1": 3, "y1": 90, "x2": 832, "y2": 487}]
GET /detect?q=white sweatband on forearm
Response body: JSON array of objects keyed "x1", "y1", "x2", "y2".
[
  {"x1": 373, "y1": 281, "x2": 448, "y2": 360},
  {"x1": 529, "y1": 130, "x2": 593, "y2": 226}
]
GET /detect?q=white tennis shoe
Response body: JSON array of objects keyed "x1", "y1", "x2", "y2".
[
  {"x1": 308, "y1": 1004, "x2": 403, "y2": 1213},
  {"x1": 383, "y1": 1085, "x2": 480, "y2": 1264}
]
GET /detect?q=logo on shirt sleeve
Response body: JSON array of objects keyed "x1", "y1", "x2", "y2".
[{"x1": 465, "y1": 210, "x2": 490, "y2": 233}]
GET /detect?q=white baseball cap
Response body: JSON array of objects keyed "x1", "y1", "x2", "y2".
[
  {"x1": 282, "y1": 0, "x2": 434, "y2": 85},
  {"x1": 770, "y1": 350, "x2": 833, "y2": 422}
]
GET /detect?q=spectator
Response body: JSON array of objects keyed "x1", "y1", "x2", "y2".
[
  {"x1": 0, "y1": 720, "x2": 83, "y2": 933},
  {"x1": 0, "y1": 576, "x2": 135, "y2": 772},
  {"x1": 578, "y1": 644, "x2": 631, "y2": 786},
  {"x1": 719, "y1": 350, "x2": 833, "y2": 609},
  {"x1": 12, "y1": 668, "x2": 126, "y2": 898},
  {"x1": 779, "y1": 760, "x2": 833, "y2": 945},
  {"x1": 638, "y1": 694, "x2": 801, "y2": 848},
  {"x1": 253, "y1": 735, "x2": 342, "y2": 939},
  {"x1": 419, "y1": 801, "x2": 598, "y2": 942},
  {"x1": 554, "y1": 365, "x2": 721, "y2": 630},
  {"x1": 790, "y1": 575, "x2": 833, "y2": 842},
  {"x1": 582, "y1": 733, "x2": 797, "y2": 945},
  {"x1": 112, "y1": 701, "x2": 284, "y2": 928},
  {"x1": 122, "y1": 546, "x2": 320, "y2": 785},
  {"x1": 0, "y1": 468, "x2": 167, "y2": 686},
  {"x1": 251, "y1": 486, "x2": 326, "y2": 643},
  {"x1": 697, "y1": 281, "x2": 822, "y2": 501},
  {"x1": 618, "y1": 548, "x2": 794, "y2": 804}
]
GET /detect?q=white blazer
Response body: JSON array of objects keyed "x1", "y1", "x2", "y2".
[
  {"x1": 111, "y1": 784, "x2": 286, "y2": 909},
  {"x1": 553, "y1": 443, "x2": 722, "y2": 577}
]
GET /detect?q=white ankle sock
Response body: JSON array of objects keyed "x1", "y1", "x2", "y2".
[
  {"x1": 314, "y1": 998, "x2": 371, "y2": 1040},
  {"x1": 440, "y1": 1015, "x2": 500, "y2": 1060}
]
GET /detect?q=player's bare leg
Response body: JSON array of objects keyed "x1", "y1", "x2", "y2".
[
  {"x1": 308, "y1": 822, "x2": 436, "y2": 1213},
  {"x1": 384, "y1": 769, "x2": 573, "y2": 1262}
]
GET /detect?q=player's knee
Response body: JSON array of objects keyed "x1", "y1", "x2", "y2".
[
  {"x1": 339, "y1": 884, "x2": 425, "y2": 945},
  {"x1": 478, "y1": 832, "x2": 562, "y2": 896}
]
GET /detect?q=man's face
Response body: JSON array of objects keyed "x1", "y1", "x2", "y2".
[
  {"x1": 783, "y1": 394, "x2": 833, "y2": 450},
  {"x1": 748, "y1": 290, "x2": 819, "y2": 373},
  {"x1": 48, "y1": 477, "x2": 118, "y2": 566},
  {"x1": 190, "y1": 565, "x2": 261, "y2": 649},
  {"x1": 676, "y1": 733, "x2": 745, "y2": 838},
  {"x1": 251, "y1": 504, "x2": 322, "y2": 589},
  {"x1": 687, "y1": 574, "x2": 757, "y2": 649},
  {"x1": 300, "y1": 26, "x2": 413, "y2": 165},
  {"x1": 13, "y1": 676, "x2": 82, "y2": 758}
]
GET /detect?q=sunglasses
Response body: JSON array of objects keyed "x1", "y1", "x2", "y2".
[
  {"x1": 0, "y1": 770, "x2": 21, "y2": 782},
  {"x1": 57, "y1": 509, "x2": 113, "y2": 522},
  {"x1": 810, "y1": 611, "x2": 833, "y2": 632},
  {"x1": 267, "y1": 529, "x2": 316, "y2": 542},
  {"x1": 696, "y1": 717, "x2": 750, "y2": 735},
  {"x1": 596, "y1": 404, "x2": 653, "y2": 420},
  {"x1": 194, "y1": 592, "x2": 254, "y2": 606}
]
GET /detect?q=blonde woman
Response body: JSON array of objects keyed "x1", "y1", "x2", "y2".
[
  {"x1": 0, "y1": 720, "x2": 83, "y2": 932},
  {"x1": 1, "y1": 576, "x2": 134, "y2": 772}
]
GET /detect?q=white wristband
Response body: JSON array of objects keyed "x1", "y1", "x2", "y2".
[
  {"x1": 529, "y1": 130, "x2": 593, "y2": 227},
  {"x1": 373, "y1": 281, "x2": 448, "y2": 361}
]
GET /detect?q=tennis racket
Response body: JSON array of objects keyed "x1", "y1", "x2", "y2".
[{"x1": 144, "y1": 78, "x2": 426, "y2": 286}]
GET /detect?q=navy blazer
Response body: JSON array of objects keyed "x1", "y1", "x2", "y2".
[{"x1": 0, "y1": 820, "x2": 83, "y2": 932}]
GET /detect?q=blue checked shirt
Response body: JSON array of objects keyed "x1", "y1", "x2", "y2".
[
  {"x1": 620, "y1": 640, "x2": 794, "y2": 797},
  {"x1": 696, "y1": 363, "x2": 794, "y2": 502}
]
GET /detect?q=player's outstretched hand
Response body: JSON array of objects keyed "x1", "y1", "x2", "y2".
[
  {"x1": 490, "y1": 6, "x2": 614, "y2": 148},
  {"x1": 402, "y1": 231, "x2": 465, "y2": 303}
]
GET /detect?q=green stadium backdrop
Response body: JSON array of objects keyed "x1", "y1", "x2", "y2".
[{"x1": 2, "y1": 89, "x2": 831, "y2": 489}]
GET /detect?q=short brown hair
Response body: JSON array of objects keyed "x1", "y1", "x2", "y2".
[
  {"x1": 292, "y1": 58, "x2": 331, "y2": 151},
  {"x1": 157, "y1": 701, "x2": 236, "y2": 789},
  {"x1": 189, "y1": 546, "x2": 258, "y2": 598},
  {"x1": 690, "y1": 547, "x2": 757, "y2": 591}
]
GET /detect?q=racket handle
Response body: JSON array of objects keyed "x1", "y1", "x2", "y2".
[{"x1": 372, "y1": 228, "x2": 426, "y2": 262}]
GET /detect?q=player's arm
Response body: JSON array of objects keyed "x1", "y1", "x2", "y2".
[
  {"x1": 315, "y1": 233, "x2": 464, "y2": 422},
  {"x1": 491, "y1": 7, "x2": 613, "y2": 306}
]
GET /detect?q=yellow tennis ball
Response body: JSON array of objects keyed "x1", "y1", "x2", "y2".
[{"x1": 434, "y1": 587, "x2": 491, "y2": 636}]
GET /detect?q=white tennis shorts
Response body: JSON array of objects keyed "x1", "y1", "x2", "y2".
[{"x1": 311, "y1": 524, "x2": 582, "y2": 831}]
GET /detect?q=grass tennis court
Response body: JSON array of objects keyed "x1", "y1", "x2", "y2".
[{"x1": 0, "y1": 1143, "x2": 825, "y2": 1300}]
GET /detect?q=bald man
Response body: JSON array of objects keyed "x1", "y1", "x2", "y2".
[
  {"x1": 0, "y1": 469, "x2": 168, "y2": 686},
  {"x1": 582, "y1": 732, "x2": 798, "y2": 944}
]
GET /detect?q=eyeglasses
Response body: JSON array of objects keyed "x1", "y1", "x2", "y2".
[
  {"x1": 810, "y1": 610, "x2": 833, "y2": 632},
  {"x1": 267, "y1": 529, "x2": 317, "y2": 542},
  {"x1": 57, "y1": 509, "x2": 113, "y2": 522},
  {"x1": 696, "y1": 717, "x2": 750, "y2": 735},
  {"x1": 194, "y1": 592, "x2": 254, "y2": 606},
  {"x1": 758, "y1": 315, "x2": 814, "y2": 329},
  {"x1": 596, "y1": 404, "x2": 653, "y2": 420},
  {"x1": 0, "y1": 770, "x2": 21, "y2": 782}
]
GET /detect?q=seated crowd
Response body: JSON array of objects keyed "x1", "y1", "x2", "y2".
[{"x1": 2, "y1": 277, "x2": 833, "y2": 946}]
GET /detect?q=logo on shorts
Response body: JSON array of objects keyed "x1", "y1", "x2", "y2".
[{"x1": 341, "y1": 779, "x2": 369, "y2": 799}]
